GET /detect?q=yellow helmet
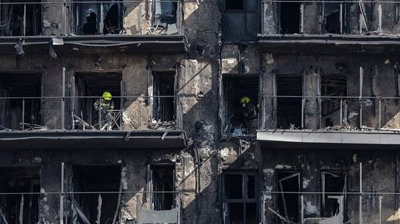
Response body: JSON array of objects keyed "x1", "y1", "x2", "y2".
[
  {"x1": 240, "y1": 96, "x2": 251, "y2": 104},
  {"x1": 102, "y1": 91, "x2": 112, "y2": 101}
]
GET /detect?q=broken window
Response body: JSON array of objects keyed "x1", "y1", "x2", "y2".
[
  {"x1": 276, "y1": 172, "x2": 300, "y2": 223},
  {"x1": 72, "y1": 165, "x2": 121, "y2": 224},
  {"x1": 0, "y1": 167, "x2": 41, "y2": 224},
  {"x1": 73, "y1": 0, "x2": 123, "y2": 35},
  {"x1": 322, "y1": 0, "x2": 348, "y2": 34},
  {"x1": 73, "y1": 72, "x2": 122, "y2": 130},
  {"x1": 223, "y1": 172, "x2": 257, "y2": 224},
  {"x1": 0, "y1": 73, "x2": 42, "y2": 130},
  {"x1": 321, "y1": 74, "x2": 347, "y2": 128},
  {"x1": 149, "y1": 164, "x2": 175, "y2": 210},
  {"x1": 223, "y1": 0, "x2": 258, "y2": 41},
  {"x1": 222, "y1": 75, "x2": 259, "y2": 136},
  {"x1": 276, "y1": 75, "x2": 302, "y2": 129},
  {"x1": 152, "y1": 72, "x2": 175, "y2": 122},
  {"x1": 0, "y1": 0, "x2": 42, "y2": 36},
  {"x1": 279, "y1": 0, "x2": 301, "y2": 34},
  {"x1": 321, "y1": 171, "x2": 346, "y2": 217}
]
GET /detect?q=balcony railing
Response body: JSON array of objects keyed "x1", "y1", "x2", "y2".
[
  {"x1": 260, "y1": 0, "x2": 396, "y2": 35},
  {"x1": 0, "y1": 95, "x2": 183, "y2": 131},
  {"x1": 0, "y1": 0, "x2": 184, "y2": 37}
]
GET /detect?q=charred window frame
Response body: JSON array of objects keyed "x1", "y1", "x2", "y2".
[
  {"x1": 0, "y1": 0, "x2": 42, "y2": 36},
  {"x1": 278, "y1": 0, "x2": 303, "y2": 34},
  {"x1": 221, "y1": 75, "x2": 260, "y2": 137},
  {"x1": 152, "y1": 0, "x2": 177, "y2": 25},
  {"x1": 222, "y1": 172, "x2": 258, "y2": 224},
  {"x1": 150, "y1": 71, "x2": 177, "y2": 122},
  {"x1": 73, "y1": 0, "x2": 123, "y2": 35},
  {"x1": 0, "y1": 167, "x2": 41, "y2": 224},
  {"x1": 320, "y1": 73, "x2": 347, "y2": 128},
  {"x1": 146, "y1": 164, "x2": 176, "y2": 210},
  {"x1": 0, "y1": 73, "x2": 42, "y2": 130},
  {"x1": 71, "y1": 165, "x2": 122, "y2": 224},
  {"x1": 223, "y1": 0, "x2": 259, "y2": 42},
  {"x1": 321, "y1": 171, "x2": 347, "y2": 218},
  {"x1": 276, "y1": 171, "x2": 301, "y2": 223}
]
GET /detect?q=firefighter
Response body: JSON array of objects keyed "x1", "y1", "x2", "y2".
[
  {"x1": 240, "y1": 96, "x2": 258, "y2": 134},
  {"x1": 94, "y1": 91, "x2": 115, "y2": 130}
]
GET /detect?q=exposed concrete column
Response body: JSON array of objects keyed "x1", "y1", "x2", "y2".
[
  {"x1": 261, "y1": 148, "x2": 276, "y2": 223},
  {"x1": 303, "y1": 67, "x2": 319, "y2": 129},
  {"x1": 303, "y1": 3, "x2": 319, "y2": 34},
  {"x1": 302, "y1": 150, "x2": 320, "y2": 219},
  {"x1": 261, "y1": 53, "x2": 276, "y2": 129},
  {"x1": 262, "y1": 1, "x2": 277, "y2": 34}
]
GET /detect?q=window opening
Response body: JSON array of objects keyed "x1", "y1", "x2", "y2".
[
  {"x1": 0, "y1": 167, "x2": 41, "y2": 224},
  {"x1": 72, "y1": 165, "x2": 121, "y2": 224},
  {"x1": 321, "y1": 171, "x2": 346, "y2": 218},
  {"x1": 223, "y1": 0, "x2": 259, "y2": 41},
  {"x1": 279, "y1": 0, "x2": 300, "y2": 34},
  {"x1": 223, "y1": 75, "x2": 259, "y2": 136},
  {"x1": 277, "y1": 172, "x2": 300, "y2": 223},
  {"x1": 74, "y1": 72, "x2": 122, "y2": 130},
  {"x1": 0, "y1": 0, "x2": 41, "y2": 36},
  {"x1": 320, "y1": 74, "x2": 347, "y2": 128},
  {"x1": 151, "y1": 165, "x2": 175, "y2": 210},
  {"x1": 0, "y1": 73, "x2": 42, "y2": 130},
  {"x1": 276, "y1": 75, "x2": 302, "y2": 129},
  {"x1": 223, "y1": 172, "x2": 257, "y2": 224},
  {"x1": 152, "y1": 72, "x2": 175, "y2": 122},
  {"x1": 74, "y1": 0, "x2": 123, "y2": 35}
]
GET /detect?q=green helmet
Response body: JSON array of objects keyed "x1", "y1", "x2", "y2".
[
  {"x1": 102, "y1": 91, "x2": 112, "y2": 101},
  {"x1": 240, "y1": 96, "x2": 251, "y2": 104}
]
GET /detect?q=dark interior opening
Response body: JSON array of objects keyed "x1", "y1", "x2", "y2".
[
  {"x1": 75, "y1": 0, "x2": 122, "y2": 35},
  {"x1": 0, "y1": 166, "x2": 41, "y2": 224},
  {"x1": 321, "y1": 75, "x2": 347, "y2": 127},
  {"x1": 325, "y1": 11, "x2": 341, "y2": 33},
  {"x1": 277, "y1": 172, "x2": 300, "y2": 223},
  {"x1": 225, "y1": 0, "x2": 244, "y2": 10},
  {"x1": 0, "y1": 73, "x2": 42, "y2": 130},
  {"x1": 223, "y1": 75, "x2": 259, "y2": 135},
  {"x1": 280, "y1": 0, "x2": 300, "y2": 34},
  {"x1": 322, "y1": 172, "x2": 346, "y2": 217},
  {"x1": 224, "y1": 173, "x2": 257, "y2": 224},
  {"x1": 151, "y1": 165, "x2": 175, "y2": 210},
  {"x1": 277, "y1": 75, "x2": 302, "y2": 129},
  {"x1": 74, "y1": 72, "x2": 122, "y2": 129},
  {"x1": 224, "y1": 174, "x2": 243, "y2": 200},
  {"x1": 152, "y1": 72, "x2": 175, "y2": 122},
  {"x1": 0, "y1": 0, "x2": 42, "y2": 36},
  {"x1": 72, "y1": 165, "x2": 121, "y2": 224}
]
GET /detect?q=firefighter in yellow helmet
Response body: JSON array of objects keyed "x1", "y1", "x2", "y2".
[
  {"x1": 94, "y1": 91, "x2": 115, "y2": 130},
  {"x1": 240, "y1": 96, "x2": 258, "y2": 135}
]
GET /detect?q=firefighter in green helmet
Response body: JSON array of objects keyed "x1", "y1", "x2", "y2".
[
  {"x1": 240, "y1": 96, "x2": 258, "y2": 135},
  {"x1": 94, "y1": 91, "x2": 115, "y2": 130}
]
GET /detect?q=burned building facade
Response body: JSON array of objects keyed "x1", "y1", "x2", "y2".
[{"x1": 0, "y1": 0, "x2": 400, "y2": 223}]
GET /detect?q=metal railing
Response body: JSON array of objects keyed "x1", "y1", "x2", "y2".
[
  {"x1": 0, "y1": 0, "x2": 184, "y2": 37},
  {"x1": 0, "y1": 95, "x2": 183, "y2": 131},
  {"x1": 0, "y1": 191, "x2": 182, "y2": 224},
  {"x1": 260, "y1": 0, "x2": 394, "y2": 35}
]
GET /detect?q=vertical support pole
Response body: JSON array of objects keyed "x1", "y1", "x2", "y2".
[
  {"x1": 359, "y1": 13, "x2": 363, "y2": 34},
  {"x1": 317, "y1": 68, "x2": 321, "y2": 128},
  {"x1": 120, "y1": 81, "x2": 123, "y2": 130},
  {"x1": 22, "y1": 98, "x2": 25, "y2": 130},
  {"x1": 61, "y1": 67, "x2": 66, "y2": 130},
  {"x1": 300, "y1": 3, "x2": 304, "y2": 33},
  {"x1": 60, "y1": 162, "x2": 64, "y2": 224},
  {"x1": 378, "y1": 4, "x2": 382, "y2": 32},
  {"x1": 340, "y1": 98, "x2": 343, "y2": 128},
  {"x1": 359, "y1": 162, "x2": 363, "y2": 224},
  {"x1": 261, "y1": 192, "x2": 266, "y2": 224},
  {"x1": 98, "y1": 97, "x2": 102, "y2": 129},
  {"x1": 360, "y1": 67, "x2": 363, "y2": 128},
  {"x1": 23, "y1": 4, "x2": 26, "y2": 36},
  {"x1": 300, "y1": 194, "x2": 304, "y2": 224},
  {"x1": 379, "y1": 196, "x2": 383, "y2": 224},
  {"x1": 340, "y1": 3, "x2": 343, "y2": 33},
  {"x1": 63, "y1": 0, "x2": 67, "y2": 34},
  {"x1": 378, "y1": 98, "x2": 382, "y2": 128},
  {"x1": 301, "y1": 98, "x2": 305, "y2": 129},
  {"x1": 100, "y1": 3, "x2": 104, "y2": 34}
]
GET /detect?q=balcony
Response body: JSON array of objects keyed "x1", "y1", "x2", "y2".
[
  {"x1": 259, "y1": 0, "x2": 400, "y2": 54},
  {"x1": 0, "y1": 0, "x2": 186, "y2": 55}
]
